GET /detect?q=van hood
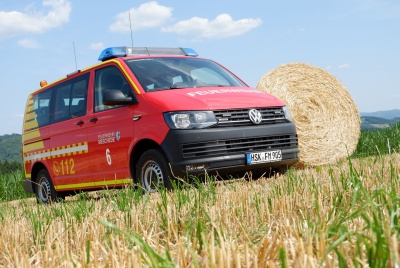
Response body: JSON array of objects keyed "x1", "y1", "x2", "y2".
[{"x1": 142, "y1": 87, "x2": 286, "y2": 110}]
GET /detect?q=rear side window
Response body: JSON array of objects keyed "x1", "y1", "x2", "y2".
[
  {"x1": 33, "y1": 89, "x2": 52, "y2": 128},
  {"x1": 31, "y1": 73, "x2": 89, "y2": 129}
]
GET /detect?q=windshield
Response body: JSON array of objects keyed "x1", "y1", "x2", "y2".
[{"x1": 125, "y1": 57, "x2": 247, "y2": 92}]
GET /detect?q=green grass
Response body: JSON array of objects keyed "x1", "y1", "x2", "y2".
[
  {"x1": 323, "y1": 159, "x2": 400, "y2": 267},
  {"x1": 354, "y1": 123, "x2": 400, "y2": 157},
  {"x1": 0, "y1": 170, "x2": 34, "y2": 202}
]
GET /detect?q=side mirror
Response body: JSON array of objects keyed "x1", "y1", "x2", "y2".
[{"x1": 103, "y1": 89, "x2": 138, "y2": 106}]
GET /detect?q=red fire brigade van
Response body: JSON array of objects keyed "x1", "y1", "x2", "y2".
[{"x1": 22, "y1": 47, "x2": 299, "y2": 203}]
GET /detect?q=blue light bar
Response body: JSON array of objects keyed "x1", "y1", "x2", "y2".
[
  {"x1": 181, "y1": 47, "x2": 198, "y2": 56},
  {"x1": 98, "y1": 47, "x2": 126, "y2": 61},
  {"x1": 98, "y1": 47, "x2": 199, "y2": 61}
]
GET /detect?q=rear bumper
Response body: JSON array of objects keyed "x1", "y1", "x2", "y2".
[
  {"x1": 160, "y1": 123, "x2": 299, "y2": 177},
  {"x1": 24, "y1": 179, "x2": 34, "y2": 193}
]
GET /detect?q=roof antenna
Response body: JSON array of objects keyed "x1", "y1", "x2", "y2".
[
  {"x1": 73, "y1": 41, "x2": 78, "y2": 70},
  {"x1": 129, "y1": 12, "x2": 133, "y2": 47}
]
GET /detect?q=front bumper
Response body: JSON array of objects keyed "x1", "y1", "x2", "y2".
[{"x1": 160, "y1": 123, "x2": 299, "y2": 177}]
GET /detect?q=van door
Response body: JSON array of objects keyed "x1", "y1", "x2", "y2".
[
  {"x1": 87, "y1": 65, "x2": 134, "y2": 186},
  {"x1": 49, "y1": 73, "x2": 92, "y2": 191}
]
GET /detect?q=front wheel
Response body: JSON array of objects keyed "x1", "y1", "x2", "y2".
[
  {"x1": 35, "y1": 169, "x2": 59, "y2": 204},
  {"x1": 136, "y1": 149, "x2": 173, "y2": 193}
]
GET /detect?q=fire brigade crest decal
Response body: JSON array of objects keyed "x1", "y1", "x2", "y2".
[{"x1": 98, "y1": 131, "x2": 121, "y2": 144}]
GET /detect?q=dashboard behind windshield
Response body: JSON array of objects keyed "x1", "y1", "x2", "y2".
[{"x1": 125, "y1": 57, "x2": 247, "y2": 92}]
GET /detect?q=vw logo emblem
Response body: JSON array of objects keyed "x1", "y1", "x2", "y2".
[{"x1": 249, "y1": 109, "x2": 262, "y2": 124}]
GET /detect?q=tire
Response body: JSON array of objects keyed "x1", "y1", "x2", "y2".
[
  {"x1": 136, "y1": 149, "x2": 173, "y2": 193},
  {"x1": 35, "y1": 169, "x2": 58, "y2": 204}
]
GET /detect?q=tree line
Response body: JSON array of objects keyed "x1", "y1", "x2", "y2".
[
  {"x1": 0, "y1": 133, "x2": 22, "y2": 164},
  {"x1": 0, "y1": 160, "x2": 22, "y2": 174}
]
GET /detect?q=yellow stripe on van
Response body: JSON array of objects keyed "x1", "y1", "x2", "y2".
[
  {"x1": 55, "y1": 178, "x2": 132, "y2": 190},
  {"x1": 23, "y1": 140, "x2": 45, "y2": 153},
  {"x1": 25, "y1": 112, "x2": 36, "y2": 121},
  {"x1": 23, "y1": 130, "x2": 42, "y2": 142},
  {"x1": 25, "y1": 97, "x2": 34, "y2": 112},
  {"x1": 23, "y1": 95, "x2": 39, "y2": 133},
  {"x1": 27, "y1": 95, "x2": 34, "y2": 104},
  {"x1": 24, "y1": 120, "x2": 39, "y2": 131}
]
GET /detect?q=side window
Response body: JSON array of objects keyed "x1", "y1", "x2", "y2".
[
  {"x1": 94, "y1": 66, "x2": 133, "y2": 112},
  {"x1": 54, "y1": 83, "x2": 71, "y2": 121},
  {"x1": 33, "y1": 89, "x2": 52, "y2": 128},
  {"x1": 53, "y1": 73, "x2": 89, "y2": 122},
  {"x1": 70, "y1": 78, "x2": 88, "y2": 117}
]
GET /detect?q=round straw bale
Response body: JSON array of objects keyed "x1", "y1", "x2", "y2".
[{"x1": 257, "y1": 63, "x2": 361, "y2": 166}]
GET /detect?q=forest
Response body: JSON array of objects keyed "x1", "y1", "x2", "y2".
[{"x1": 0, "y1": 133, "x2": 22, "y2": 173}]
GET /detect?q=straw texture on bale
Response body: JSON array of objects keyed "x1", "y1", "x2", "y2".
[{"x1": 257, "y1": 63, "x2": 361, "y2": 166}]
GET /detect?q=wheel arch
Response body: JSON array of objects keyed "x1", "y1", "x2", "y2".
[
  {"x1": 31, "y1": 162, "x2": 49, "y2": 193},
  {"x1": 129, "y1": 139, "x2": 164, "y2": 183}
]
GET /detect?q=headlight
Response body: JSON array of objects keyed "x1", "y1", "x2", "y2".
[
  {"x1": 164, "y1": 111, "x2": 217, "y2": 129},
  {"x1": 282, "y1": 106, "x2": 293, "y2": 122}
]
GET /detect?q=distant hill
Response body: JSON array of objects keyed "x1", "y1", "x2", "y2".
[
  {"x1": 361, "y1": 116, "x2": 400, "y2": 130},
  {"x1": 360, "y1": 109, "x2": 400, "y2": 120},
  {"x1": 0, "y1": 133, "x2": 22, "y2": 163}
]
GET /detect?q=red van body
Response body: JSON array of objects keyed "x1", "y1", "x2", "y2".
[{"x1": 22, "y1": 47, "x2": 299, "y2": 203}]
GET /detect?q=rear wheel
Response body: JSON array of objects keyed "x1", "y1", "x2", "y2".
[
  {"x1": 136, "y1": 149, "x2": 173, "y2": 193},
  {"x1": 35, "y1": 169, "x2": 59, "y2": 204}
]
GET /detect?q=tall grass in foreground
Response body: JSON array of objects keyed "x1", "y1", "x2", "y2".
[{"x1": 0, "y1": 155, "x2": 399, "y2": 267}]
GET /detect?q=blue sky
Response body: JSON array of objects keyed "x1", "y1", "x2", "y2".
[{"x1": 0, "y1": 0, "x2": 399, "y2": 135}]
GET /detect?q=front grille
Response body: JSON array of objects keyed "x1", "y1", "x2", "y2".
[
  {"x1": 213, "y1": 107, "x2": 286, "y2": 127},
  {"x1": 182, "y1": 135, "x2": 298, "y2": 159}
]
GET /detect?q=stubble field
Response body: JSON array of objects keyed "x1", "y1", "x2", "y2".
[{"x1": 0, "y1": 152, "x2": 399, "y2": 267}]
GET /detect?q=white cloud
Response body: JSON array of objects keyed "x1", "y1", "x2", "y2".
[
  {"x1": 90, "y1": 42, "x2": 105, "y2": 50},
  {"x1": 18, "y1": 38, "x2": 40, "y2": 48},
  {"x1": 0, "y1": 0, "x2": 71, "y2": 40},
  {"x1": 161, "y1": 14, "x2": 262, "y2": 40},
  {"x1": 338, "y1": 63, "x2": 350, "y2": 69},
  {"x1": 109, "y1": 1, "x2": 173, "y2": 32}
]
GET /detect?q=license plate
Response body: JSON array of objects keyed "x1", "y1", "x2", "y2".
[{"x1": 246, "y1": 150, "x2": 282, "y2": 165}]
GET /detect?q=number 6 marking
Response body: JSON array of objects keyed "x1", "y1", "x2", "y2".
[{"x1": 106, "y1": 148, "x2": 112, "y2": 165}]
